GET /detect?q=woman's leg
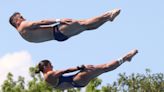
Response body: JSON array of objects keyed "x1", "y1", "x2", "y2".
[{"x1": 73, "y1": 49, "x2": 138, "y2": 86}]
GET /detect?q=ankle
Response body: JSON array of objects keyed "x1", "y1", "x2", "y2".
[{"x1": 117, "y1": 58, "x2": 124, "y2": 65}]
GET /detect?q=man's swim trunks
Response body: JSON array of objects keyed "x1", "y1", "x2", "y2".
[
  {"x1": 57, "y1": 75, "x2": 85, "y2": 88},
  {"x1": 53, "y1": 25, "x2": 69, "y2": 41}
]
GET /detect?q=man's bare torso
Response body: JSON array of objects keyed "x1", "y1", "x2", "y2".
[{"x1": 17, "y1": 21, "x2": 54, "y2": 43}]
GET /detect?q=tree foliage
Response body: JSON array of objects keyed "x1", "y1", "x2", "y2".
[{"x1": 1, "y1": 68, "x2": 164, "y2": 92}]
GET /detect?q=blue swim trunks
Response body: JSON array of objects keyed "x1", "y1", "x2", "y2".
[
  {"x1": 57, "y1": 75, "x2": 85, "y2": 88},
  {"x1": 53, "y1": 25, "x2": 69, "y2": 41}
]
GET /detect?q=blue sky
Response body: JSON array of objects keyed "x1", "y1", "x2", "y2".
[{"x1": 0, "y1": 0, "x2": 164, "y2": 87}]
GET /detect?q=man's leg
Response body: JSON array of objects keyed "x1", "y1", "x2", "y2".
[
  {"x1": 73, "y1": 49, "x2": 138, "y2": 85},
  {"x1": 59, "y1": 9, "x2": 121, "y2": 37},
  {"x1": 79, "y1": 8, "x2": 121, "y2": 30}
]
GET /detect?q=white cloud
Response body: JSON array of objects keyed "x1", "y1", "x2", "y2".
[{"x1": 0, "y1": 51, "x2": 33, "y2": 86}]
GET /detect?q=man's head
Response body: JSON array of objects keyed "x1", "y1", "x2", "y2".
[
  {"x1": 9, "y1": 12, "x2": 25, "y2": 28},
  {"x1": 36, "y1": 60, "x2": 53, "y2": 73}
]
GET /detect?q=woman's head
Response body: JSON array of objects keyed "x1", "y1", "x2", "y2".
[{"x1": 36, "y1": 59, "x2": 53, "y2": 73}]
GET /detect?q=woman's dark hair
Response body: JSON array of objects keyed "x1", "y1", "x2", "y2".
[
  {"x1": 35, "y1": 59, "x2": 51, "y2": 73},
  {"x1": 9, "y1": 12, "x2": 20, "y2": 28}
]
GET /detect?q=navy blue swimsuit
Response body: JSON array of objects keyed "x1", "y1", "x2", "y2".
[
  {"x1": 57, "y1": 75, "x2": 85, "y2": 88},
  {"x1": 53, "y1": 25, "x2": 69, "y2": 41}
]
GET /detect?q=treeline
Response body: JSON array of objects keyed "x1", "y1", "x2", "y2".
[{"x1": 1, "y1": 67, "x2": 164, "y2": 92}]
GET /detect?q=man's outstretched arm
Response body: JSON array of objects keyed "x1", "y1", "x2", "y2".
[
  {"x1": 20, "y1": 19, "x2": 60, "y2": 29},
  {"x1": 32, "y1": 19, "x2": 60, "y2": 25}
]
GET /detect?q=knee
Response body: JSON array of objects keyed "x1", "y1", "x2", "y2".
[
  {"x1": 70, "y1": 20, "x2": 80, "y2": 25},
  {"x1": 70, "y1": 20, "x2": 86, "y2": 28},
  {"x1": 102, "y1": 64, "x2": 117, "y2": 72},
  {"x1": 61, "y1": 18, "x2": 79, "y2": 25}
]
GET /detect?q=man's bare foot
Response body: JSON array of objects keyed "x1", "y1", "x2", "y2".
[
  {"x1": 104, "y1": 9, "x2": 121, "y2": 21},
  {"x1": 122, "y1": 49, "x2": 138, "y2": 62}
]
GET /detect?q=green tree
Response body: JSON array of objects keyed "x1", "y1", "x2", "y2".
[
  {"x1": 1, "y1": 68, "x2": 164, "y2": 92},
  {"x1": 1, "y1": 73, "x2": 26, "y2": 92},
  {"x1": 104, "y1": 69, "x2": 164, "y2": 92},
  {"x1": 85, "y1": 78, "x2": 102, "y2": 92},
  {"x1": 1, "y1": 73, "x2": 16, "y2": 92}
]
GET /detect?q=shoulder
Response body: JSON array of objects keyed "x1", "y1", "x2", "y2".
[
  {"x1": 47, "y1": 71, "x2": 56, "y2": 75},
  {"x1": 17, "y1": 21, "x2": 30, "y2": 32},
  {"x1": 44, "y1": 71, "x2": 55, "y2": 80},
  {"x1": 18, "y1": 21, "x2": 36, "y2": 29},
  {"x1": 46, "y1": 71, "x2": 58, "y2": 78}
]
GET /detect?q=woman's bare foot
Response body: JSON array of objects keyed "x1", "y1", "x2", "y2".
[{"x1": 122, "y1": 49, "x2": 138, "y2": 62}]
